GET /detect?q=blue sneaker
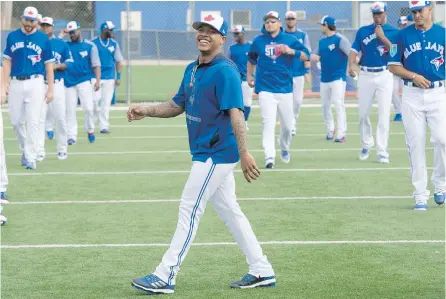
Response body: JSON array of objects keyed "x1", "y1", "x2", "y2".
[
  {"x1": 280, "y1": 151, "x2": 290, "y2": 164},
  {"x1": 413, "y1": 201, "x2": 428, "y2": 211},
  {"x1": 359, "y1": 149, "x2": 369, "y2": 161},
  {"x1": 334, "y1": 137, "x2": 346, "y2": 143},
  {"x1": 393, "y1": 113, "x2": 402, "y2": 122},
  {"x1": 326, "y1": 131, "x2": 334, "y2": 141},
  {"x1": 230, "y1": 274, "x2": 276, "y2": 289},
  {"x1": 100, "y1": 129, "x2": 110, "y2": 134},
  {"x1": 132, "y1": 274, "x2": 175, "y2": 294},
  {"x1": 434, "y1": 191, "x2": 445, "y2": 206},
  {"x1": 67, "y1": 139, "x2": 76, "y2": 145},
  {"x1": 88, "y1": 133, "x2": 95, "y2": 143},
  {"x1": 46, "y1": 130, "x2": 54, "y2": 140},
  {"x1": 0, "y1": 192, "x2": 8, "y2": 204},
  {"x1": 21, "y1": 153, "x2": 27, "y2": 166},
  {"x1": 26, "y1": 162, "x2": 36, "y2": 170}
]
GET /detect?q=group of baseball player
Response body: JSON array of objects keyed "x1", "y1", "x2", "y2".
[
  {"x1": 0, "y1": 6, "x2": 123, "y2": 224},
  {"x1": 126, "y1": 0, "x2": 444, "y2": 296}
]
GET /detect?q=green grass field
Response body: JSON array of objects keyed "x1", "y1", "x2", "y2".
[{"x1": 1, "y1": 107, "x2": 444, "y2": 299}]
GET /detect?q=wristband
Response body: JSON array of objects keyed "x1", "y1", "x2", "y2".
[
  {"x1": 294, "y1": 50, "x2": 301, "y2": 57},
  {"x1": 117, "y1": 72, "x2": 121, "y2": 80}
]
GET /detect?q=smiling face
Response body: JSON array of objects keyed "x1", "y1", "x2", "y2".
[
  {"x1": 411, "y1": 6, "x2": 432, "y2": 27},
  {"x1": 264, "y1": 17, "x2": 281, "y2": 34},
  {"x1": 195, "y1": 24, "x2": 225, "y2": 55},
  {"x1": 372, "y1": 12, "x2": 386, "y2": 25}
]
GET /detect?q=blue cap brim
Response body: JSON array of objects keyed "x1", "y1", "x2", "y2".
[
  {"x1": 23, "y1": 16, "x2": 37, "y2": 21},
  {"x1": 410, "y1": 5, "x2": 428, "y2": 11},
  {"x1": 371, "y1": 10, "x2": 385, "y2": 13}
]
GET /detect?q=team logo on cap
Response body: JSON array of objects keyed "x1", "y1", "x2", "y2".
[
  {"x1": 411, "y1": 1, "x2": 419, "y2": 5},
  {"x1": 28, "y1": 55, "x2": 41, "y2": 65},
  {"x1": 430, "y1": 56, "x2": 444, "y2": 71},
  {"x1": 204, "y1": 15, "x2": 215, "y2": 22}
]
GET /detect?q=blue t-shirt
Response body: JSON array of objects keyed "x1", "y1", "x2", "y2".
[
  {"x1": 172, "y1": 54, "x2": 244, "y2": 164},
  {"x1": 248, "y1": 27, "x2": 310, "y2": 94},
  {"x1": 314, "y1": 33, "x2": 351, "y2": 83},
  {"x1": 351, "y1": 24, "x2": 399, "y2": 67},
  {"x1": 284, "y1": 29, "x2": 311, "y2": 77},
  {"x1": 389, "y1": 23, "x2": 445, "y2": 83},
  {"x1": 49, "y1": 38, "x2": 73, "y2": 80},
  {"x1": 65, "y1": 39, "x2": 101, "y2": 88},
  {"x1": 91, "y1": 37, "x2": 123, "y2": 80},
  {"x1": 3, "y1": 29, "x2": 54, "y2": 77},
  {"x1": 229, "y1": 42, "x2": 251, "y2": 81}
]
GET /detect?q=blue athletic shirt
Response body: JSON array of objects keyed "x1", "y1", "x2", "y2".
[
  {"x1": 49, "y1": 38, "x2": 73, "y2": 80},
  {"x1": 91, "y1": 37, "x2": 123, "y2": 80},
  {"x1": 229, "y1": 42, "x2": 251, "y2": 81},
  {"x1": 65, "y1": 39, "x2": 101, "y2": 88}
]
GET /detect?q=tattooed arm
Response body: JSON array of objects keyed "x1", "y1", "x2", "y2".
[{"x1": 127, "y1": 99, "x2": 184, "y2": 121}]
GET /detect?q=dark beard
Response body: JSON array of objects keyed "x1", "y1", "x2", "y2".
[{"x1": 103, "y1": 32, "x2": 112, "y2": 39}]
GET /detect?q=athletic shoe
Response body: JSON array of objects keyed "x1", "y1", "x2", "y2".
[
  {"x1": 132, "y1": 274, "x2": 175, "y2": 294},
  {"x1": 359, "y1": 149, "x2": 369, "y2": 161},
  {"x1": 265, "y1": 158, "x2": 274, "y2": 169},
  {"x1": 280, "y1": 151, "x2": 290, "y2": 164},
  {"x1": 378, "y1": 155, "x2": 390, "y2": 164},
  {"x1": 0, "y1": 214, "x2": 6, "y2": 226},
  {"x1": 393, "y1": 113, "x2": 402, "y2": 122},
  {"x1": 414, "y1": 201, "x2": 428, "y2": 211},
  {"x1": 26, "y1": 162, "x2": 36, "y2": 170},
  {"x1": 46, "y1": 130, "x2": 54, "y2": 140},
  {"x1": 326, "y1": 131, "x2": 334, "y2": 141},
  {"x1": 67, "y1": 139, "x2": 76, "y2": 145},
  {"x1": 37, "y1": 153, "x2": 45, "y2": 162},
  {"x1": 57, "y1": 152, "x2": 68, "y2": 161},
  {"x1": 434, "y1": 190, "x2": 445, "y2": 206},
  {"x1": 230, "y1": 274, "x2": 276, "y2": 289},
  {"x1": 0, "y1": 192, "x2": 8, "y2": 204},
  {"x1": 100, "y1": 129, "x2": 110, "y2": 134},
  {"x1": 88, "y1": 133, "x2": 95, "y2": 143},
  {"x1": 245, "y1": 122, "x2": 249, "y2": 131},
  {"x1": 334, "y1": 137, "x2": 346, "y2": 143},
  {"x1": 21, "y1": 153, "x2": 28, "y2": 166}
]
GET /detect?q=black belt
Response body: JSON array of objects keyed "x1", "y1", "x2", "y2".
[
  {"x1": 11, "y1": 74, "x2": 41, "y2": 81},
  {"x1": 44, "y1": 78, "x2": 63, "y2": 85},
  {"x1": 360, "y1": 66, "x2": 388, "y2": 73},
  {"x1": 403, "y1": 81, "x2": 443, "y2": 89}
]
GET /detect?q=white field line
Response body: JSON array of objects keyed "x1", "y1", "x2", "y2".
[
  {"x1": 5, "y1": 148, "x2": 418, "y2": 156},
  {"x1": 1, "y1": 240, "x2": 444, "y2": 249},
  {"x1": 6, "y1": 195, "x2": 413, "y2": 205},
  {"x1": 7, "y1": 167, "x2": 424, "y2": 176}
]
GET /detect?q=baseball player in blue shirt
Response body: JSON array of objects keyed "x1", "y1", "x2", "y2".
[
  {"x1": 2, "y1": 6, "x2": 55, "y2": 170},
  {"x1": 247, "y1": 11, "x2": 310, "y2": 169},
  {"x1": 283, "y1": 10, "x2": 311, "y2": 136},
  {"x1": 37, "y1": 17, "x2": 73, "y2": 161},
  {"x1": 348, "y1": 1, "x2": 398, "y2": 164},
  {"x1": 311, "y1": 16, "x2": 351, "y2": 143},
  {"x1": 0, "y1": 60, "x2": 9, "y2": 226},
  {"x1": 128, "y1": 15, "x2": 275, "y2": 295},
  {"x1": 92, "y1": 21, "x2": 123, "y2": 134},
  {"x1": 389, "y1": 0, "x2": 445, "y2": 211},
  {"x1": 65, "y1": 21, "x2": 101, "y2": 145},
  {"x1": 228, "y1": 25, "x2": 253, "y2": 130}
]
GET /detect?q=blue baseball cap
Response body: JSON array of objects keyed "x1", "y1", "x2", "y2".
[
  {"x1": 371, "y1": 2, "x2": 387, "y2": 13},
  {"x1": 66, "y1": 21, "x2": 81, "y2": 33},
  {"x1": 409, "y1": 0, "x2": 431, "y2": 11},
  {"x1": 100, "y1": 21, "x2": 115, "y2": 32},
  {"x1": 192, "y1": 15, "x2": 228, "y2": 36},
  {"x1": 320, "y1": 15, "x2": 336, "y2": 26}
]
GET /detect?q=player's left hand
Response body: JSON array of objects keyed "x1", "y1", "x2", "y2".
[
  {"x1": 115, "y1": 79, "x2": 120, "y2": 86},
  {"x1": 374, "y1": 25, "x2": 385, "y2": 39},
  {"x1": 94, "y1": 81, "x2": 100, "y2": 91},
  {"x1": 45, "y1": 89, "x2": 54, "y2": 104},
  {"x1": 240, "y1": 152, "x2": 261, "y2": 183}
]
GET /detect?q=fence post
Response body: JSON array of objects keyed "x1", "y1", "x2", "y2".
[
  {"x1": 126, "y1": 0, "x2": 131, "y2": 105},
  {"x1": 155, "y1": 31, "x2": 161, "y2": 66},
  {"x1": 286, "y1": 1, "x2": 291, "y2": 13}
]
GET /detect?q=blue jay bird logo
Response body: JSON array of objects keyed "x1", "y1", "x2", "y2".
[
  {"x1": 28, "y1": 55, "x2": 41, "y2": 65},
  {"x1": 430, "y1": 56, "x2": 444, "y2": 71}
]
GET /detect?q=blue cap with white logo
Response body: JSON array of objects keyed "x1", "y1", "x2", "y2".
[
  {"x1": 409, "y1": 0, "x2": 431, "y2": 11},
  {"x1": 192, "y1": 15, "x2": 228, "y2": 36},
  {"x1": 232, "y1": 25, "x2": 245, "y2": 33},
  {"x1": 100, "y1": 21, "x2": 115, "y2": 32},
  {"x1": 371, "y1": 2, "x2": 387, "y2": 13},
  {"x1": 320, "y1": 15, "x2": 336, "y2": 26}
]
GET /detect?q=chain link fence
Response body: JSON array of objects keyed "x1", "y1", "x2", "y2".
[{"x1": 1, "y1": 1, "x2": 445, "y2": 104}]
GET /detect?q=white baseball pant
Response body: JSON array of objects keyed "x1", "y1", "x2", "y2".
[
  {"x1": 258, "y1": 91, "x2": 294, "y2": 162},
  {"x1": 0, "y1": 109, "x2": 8, "y2": 193},
  {"x1": 241, "y1": 81, "x2": 253, "y2": 107},
  {"x1": 8, "y1": 75, "x2": 45, "y2": 164},
  {"x1": 357, "y1": 70, "x2": 393, "y2": 158},
  {"x1": 153, "y1": 158, "x2": 274, "y2": 285},
  {"x1": 37, "y1": 80, "x2": 68, "y2": 155},
  {"x1": 291, "y1": 76, "x2": 305, "y2": 132},
  {"x1": 45, "y1": 106, "x2": 54, "y2": 131},
  {"x1": 66, "y1": 79, "x2": 96, "y2": 140},
  {"x1": 402, "y1": 85, "x2": 446, "y2": 202},
  {"x1": 94, "y1": 79, "x2": 115, "y2": 131},
  {"x1": 320, "y1": 79, "x2": 347, "y2": 139},
  {"x1": 392, "y1": 75, "x2": 403, "y2": 114}
]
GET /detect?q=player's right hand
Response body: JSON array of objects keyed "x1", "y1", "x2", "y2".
[
  {"x1": 45, "y1": 89, "x2": 54, "y2": 104},
  {"x1": 247, "y1": 76, "x2": 255, "y2": 88},
  {"x1": 127, "y1": 106, "x2": 146, "y2": 122},
  {"x1": 240, "y1": 152, "x2": 261, "y2": 183},
  {"x1": 412, "y1": 74, "x2": 431, "y2": 89}
]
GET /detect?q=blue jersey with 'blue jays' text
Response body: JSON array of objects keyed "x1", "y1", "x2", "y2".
[
  {"x1": 314, "y1": 33, "x2": 351, "y2": 83},
  {"x1": 389, "y1": 24, "x2": 445, "y2": 83},
  {"x1": 3, "y1": 29, "x2": 54, "y2": 77},
  {"x1": 351, "y1": 24, "x2": 399, "y2": 67},
  {"x1": 49, "y1": 38, "x2": 73, "y2": 80},
  {"x1": 229, "y1": 42, "x2": 251, "y2": 81},
  {"x1": 284, "y1": 29, "x2": 311, "y2": 77},
  {"x1": 91, "y1": 37, "x2": 123, "y2": 80},
  {"x1": 248, "y1": 27, "x2": 310, "y2": 94},
  {"x1": 65, "y1": 39, "x2": 101, "y2": 88},
  {"x1": 172, "y1": 54, "x2": 244, "y2": 164}
]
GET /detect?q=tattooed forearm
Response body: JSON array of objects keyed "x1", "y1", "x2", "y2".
[
  {"x1": 229, "y1": 108, "x2": 248, "y2": 155},
  {"x1": 145, "y1": 99, "x2": 185, "y2": 118}
]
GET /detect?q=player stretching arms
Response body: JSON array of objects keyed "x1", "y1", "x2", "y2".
[{"x1": 128, "y1": 15, "x2": 275, "y2": 295}]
